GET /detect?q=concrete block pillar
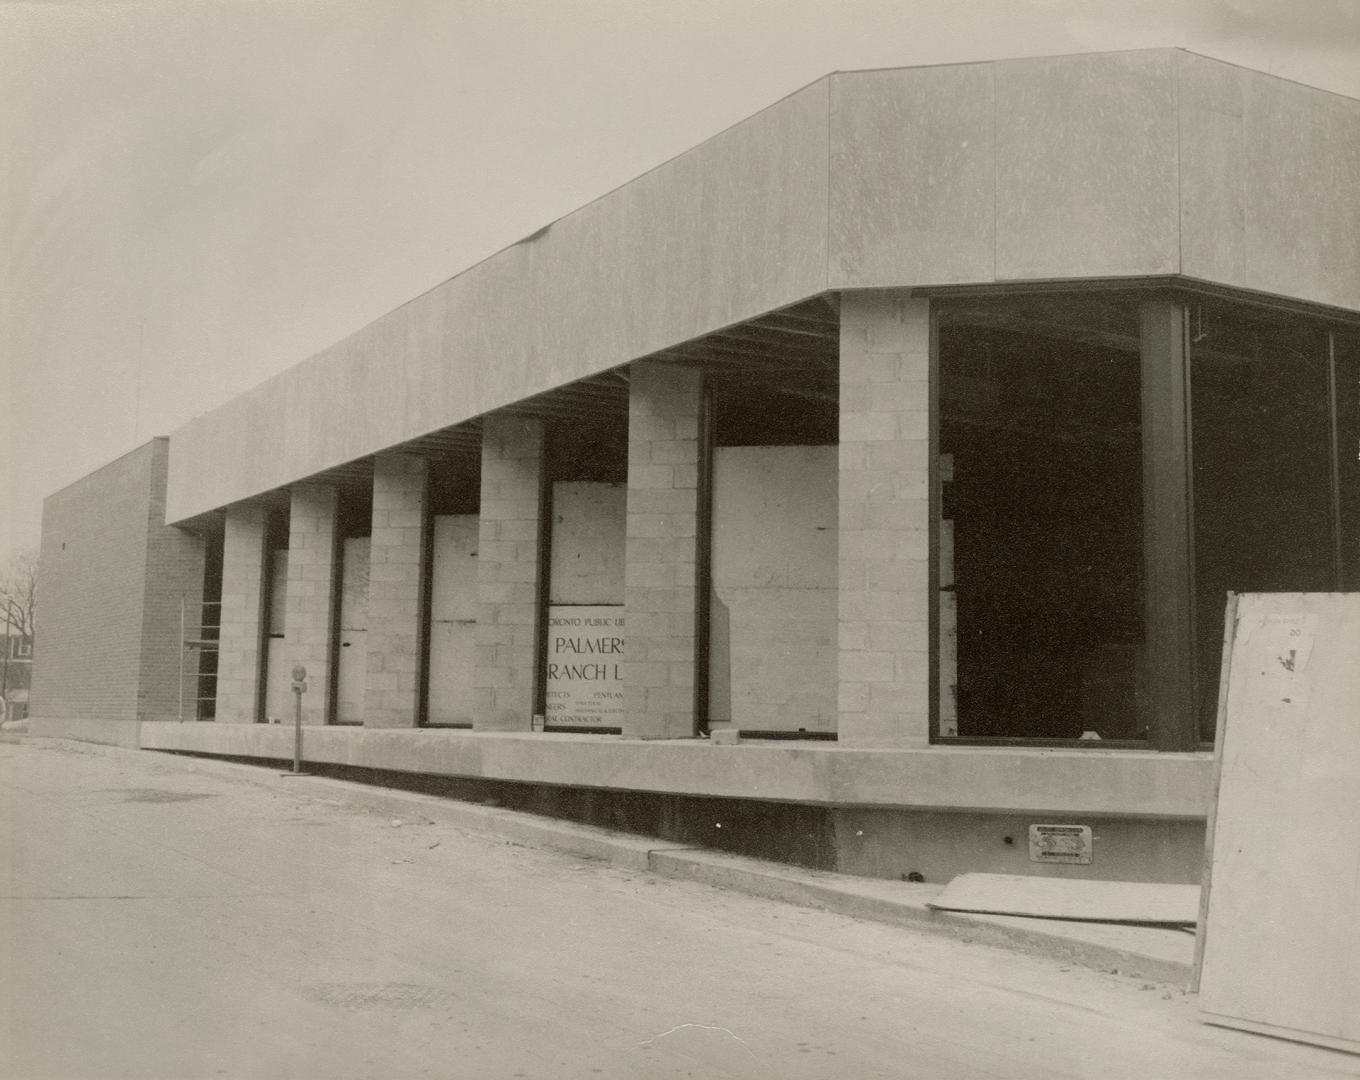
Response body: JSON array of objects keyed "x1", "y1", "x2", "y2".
[
  {"x1": 474, "y1": 416, "x2": 545, "y2": 731},
  {"x1": 621, "y1": 361, "x2": 702, "y2": 740},
  {"x1": 214, "y1": 504, "x2": 269, "y2": 723},
  {"x1": 838, "y1": 292, "x2": 932, "y2": 746},
  {"x1": 285, "y1": 483, "x2": 340, "y2": 725},
  {"x1": 365, "y1": 452, "x2": 429, "y2": 727}
]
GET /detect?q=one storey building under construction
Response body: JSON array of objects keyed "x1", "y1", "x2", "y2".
[{"x1": 32, "y1": 49, "x2": 1360, "y2": 883}]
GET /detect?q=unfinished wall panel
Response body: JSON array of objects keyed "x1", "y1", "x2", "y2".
[
  {"x1": 709, "y1": 445, "x2": 837, "y2": 733},
  {"x1": 428, "y1": 513, "x2": 479, "y2": 726}
]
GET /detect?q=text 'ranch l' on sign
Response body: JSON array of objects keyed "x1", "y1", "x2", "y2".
[{"x1": 545, "y1": 605, "x2": 624, "y2": 728}]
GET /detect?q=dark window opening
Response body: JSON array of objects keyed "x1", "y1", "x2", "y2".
[
  {"x1": 938, "y1": 299, "x2": 1144, "y2": 742},
  {"x1": 1191, "y1": 305, "x2": 1358, "y2": 739},
  {"x1": 934, "y1": 292, "x2": 1360, "y2": 748}
]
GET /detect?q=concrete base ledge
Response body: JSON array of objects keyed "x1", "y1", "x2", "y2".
[
  {"x1": 137, "y1": 721, "x2": 1213, "y2": 819},
  {"x1": 117, "y1": 741, "x2": 1195, "y2": 986}
]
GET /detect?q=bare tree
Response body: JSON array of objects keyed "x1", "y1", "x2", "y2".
[{"x1": 0, "y1": 548, "x2": 38, "y2": 653}]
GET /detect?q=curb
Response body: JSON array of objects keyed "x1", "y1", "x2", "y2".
[{"x1": 35, "y1": 737, "x2": 1195, "y2": 987}]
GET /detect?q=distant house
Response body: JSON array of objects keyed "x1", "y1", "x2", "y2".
[{"x1": 2, "y1": 633, "x2": 32, "y2": 720}]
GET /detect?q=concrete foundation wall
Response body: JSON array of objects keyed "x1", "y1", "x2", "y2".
[
  {"x1": 138, "y1": 721, "x2": 1211, "y2": 883},
  {"x1": 31, "y1": 438, "x2": 205, "y2": 732},
  {"x1": 139, "y1": 722, "x2": 1213, "y2": 817},
  {"x1": 831, "y1": 808, "x2": 1203, "y2": 885}
]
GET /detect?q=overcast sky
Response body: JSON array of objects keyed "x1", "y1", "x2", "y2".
[{"x1": 3, "y1": 0, "x2": 1358, "y2": 565}]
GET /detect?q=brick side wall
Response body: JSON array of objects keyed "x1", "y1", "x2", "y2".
[
  {"x1": 30, "y1": 442, "x2": 157, "y2": 722},
  {"x1": 285, "y1": 483, "x2": 339, "y2": 725},
  {"x1": 138, "y1": 438, "x2": 207, "y2": 722},
  {"x1": 838, "y1": 293, "x2": 932, "y2": 746},
  {"x1": 365, "y1": 452, "x2": 429, "y2": 727},
  {"x1": 621, "y1": 362, "x2": 702, "y2": 739},
  {"x1": 215, "y1": 504, "x2": 269, "y2": 722},
  {"x1": 474, "y1": 416, "x2": 544, "y2": 731}
]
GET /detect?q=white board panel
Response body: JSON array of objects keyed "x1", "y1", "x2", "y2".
[
  {"x1": 709, "y1": 446, "x2": 837, "y2": 733},
  {"x1": 549, "y1": 482, "x2": 626, "y2": 606},
  {"x1": 339, "y1": 536, "x2": 369, "y2": 631},
  {"x1": 1197, "y1": 592, "x2": 1360, "y2": 1054},
  {"x1": 267, "y1": 549, "x2": 288, "y2": 636},
  {"x1": 427, "y1": 514, "x2": 478, "y2": 724},
  {"x1": 545, "y1": 605, "x2": 625, "y2": 728},
  {"x1": 335, "y1": 536, "x2": 369, "y2": 724},
  {"x1": 930, "y1": 873, "x2": 1199, "y2": 925},
  {"x1": 431, "y1": 515, "x2": 478, "y2": 623},
  {"x1": 335, "y1": 628, "x2": 366, "y2": 725},
  {"x1": 428, "y1": 621, "x2": 476, "y2": 726},
  {"x1": 264, "y1": 636, "x2": 292, "y2": 723}
]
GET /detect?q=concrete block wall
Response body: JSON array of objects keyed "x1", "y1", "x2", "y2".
[
  {"x1": 31, "y1": 443, "x2": 157, "y2": 725},
  {"x1": 474, "y1": 416, "x2": 545, "y2": 731},
  {"x1": 838, "y1": 293, "x2": 932, "y2": 746},
  {"x1": 365, "y1": 453, "x2": 429, "y2": 727},
  {"x1": 621, "y1": 361, "x2": 702, "y2": 739},
  {"x1": 285, "y1": 483, "x2": 340, "y2": 725},
  {"x1": 30, "y1": 438, "x2": 207, "y2": 739},
  {"x1": 214, "y1": 504, "x2": 269, "y2": 723},
  {"x1": 137, "y1": 438, "x2": 208, "y2": 722}
]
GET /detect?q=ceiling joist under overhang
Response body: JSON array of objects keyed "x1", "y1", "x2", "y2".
[{"x1": 265, "y1": 298, "x2": 840, "y2": 504}]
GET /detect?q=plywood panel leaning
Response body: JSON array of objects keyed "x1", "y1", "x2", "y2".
[{"x1": 1196, "y1": 592, "x2": 1360, "y2": 1055}]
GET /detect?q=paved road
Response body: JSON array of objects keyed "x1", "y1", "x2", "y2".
[{"x1": 1, "y1": 736, "x2": 1355, "y2": 1080}]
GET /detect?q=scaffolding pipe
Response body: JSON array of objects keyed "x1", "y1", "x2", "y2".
[{"x1": 178, "y1": 594, "x2": 185, "y2": 722}]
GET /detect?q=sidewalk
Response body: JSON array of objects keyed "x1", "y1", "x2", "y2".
[{"x1": 51, "y1": 735, "x2": 1194, "y2": 986}]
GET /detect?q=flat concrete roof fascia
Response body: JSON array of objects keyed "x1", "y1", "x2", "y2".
[
  {"x1": 165, "y1": 76, "x2": 834, "y2": 523},
  {"x1": 137, "y1": 723, "x2": 1214, "y2": 820},
  {"x1": 164, "y1": 47, "x2": 1360, "y2": 524}
]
